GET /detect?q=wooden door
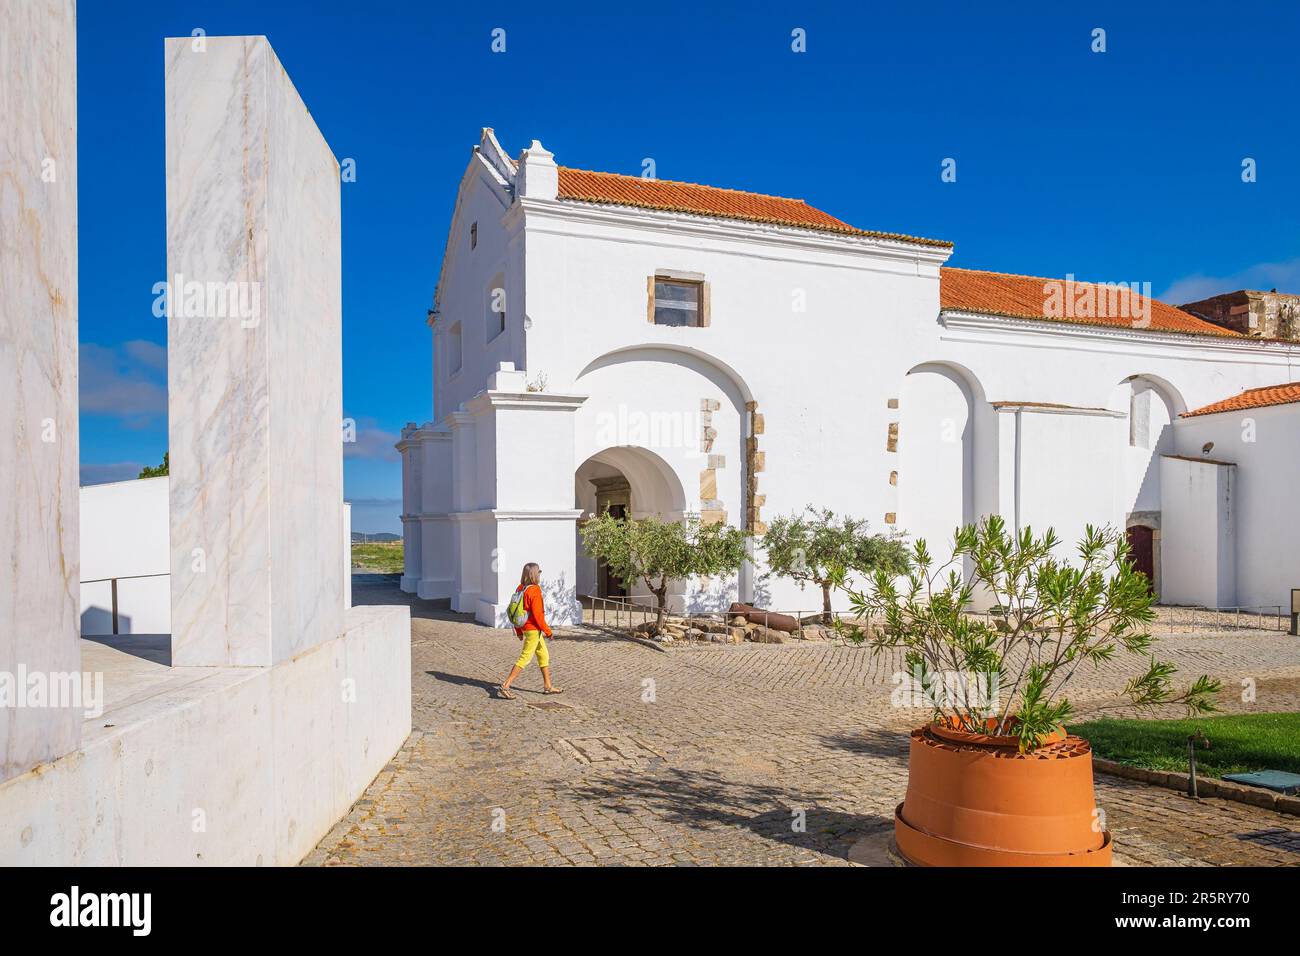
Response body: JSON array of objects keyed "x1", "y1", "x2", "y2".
[{"x1": 1126, "y1": 525, "x2": 1155, "y2": 594}]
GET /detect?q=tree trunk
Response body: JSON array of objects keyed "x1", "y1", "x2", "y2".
[
  {"x1": 821, "y1": 582, "x2": 833, "y2": 625},
  {"x1": 654, "y1": 584, "x2": 668, "y2": 628}
]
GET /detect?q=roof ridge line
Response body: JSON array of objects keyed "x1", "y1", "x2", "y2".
[
  {"x1": 943, "y1": 265, "x2": 1159, "y2": 288},
  {"x1": 557, "y1": 165, "x2": 811, "y2": 204}
]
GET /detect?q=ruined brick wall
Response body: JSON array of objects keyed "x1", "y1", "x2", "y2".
[{"x1": 1180, "y1": 290, "x2": 1300, "y2": 340}]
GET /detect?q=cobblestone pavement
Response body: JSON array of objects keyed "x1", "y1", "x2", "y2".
[{"x1": 305, "y1": 579, "x2": 1300, "y2": 867}]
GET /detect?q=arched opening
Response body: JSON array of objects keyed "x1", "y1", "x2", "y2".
[
  {"x1": 1108, "y1": 374, "x2": 1184, "y2": 516},
  {"x1": 574, "y1": 345, "x2": 757, "y2": 604},
  {"x1": 897, "y1": 362, "x2": 988, "y2": 561},
  {"x1": 575, "y1": 446, "x2": 687, "y2": 600}
]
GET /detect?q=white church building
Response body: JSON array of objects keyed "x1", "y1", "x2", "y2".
[{"x1": 399, "y1": 128, "x2": 1300, "y2": 626}]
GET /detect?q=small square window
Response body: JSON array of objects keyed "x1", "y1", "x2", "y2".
[{"x1": 653, "y1": 279, "x2": 703, "y2": 327}]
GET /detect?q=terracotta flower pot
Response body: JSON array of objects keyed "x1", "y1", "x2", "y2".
[{"x1": 894, "y1": 718, "x2": 1112, "y2": 867}]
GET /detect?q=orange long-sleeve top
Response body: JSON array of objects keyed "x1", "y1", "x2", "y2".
[{"x1": 513, "y1": 584, "x2": 551, "y2": 638}]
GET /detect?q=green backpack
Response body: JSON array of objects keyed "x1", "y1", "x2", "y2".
[{"x1": 506, "y1": 585, "x2": 531, "y2": 628}]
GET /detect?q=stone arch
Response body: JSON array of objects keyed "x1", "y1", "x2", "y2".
[
  {"x1": 575, "y1": 345, "x2": 760, "y2": 602},
  {"x1": 575, "y1": 445, "x2": 688, "y2": 520},
  {"x1": 575, "y1": 445, "x2": 690, "y2": 600},
  {"x1": 577, "y1": 344, "x2": 756, "y2": 406}
]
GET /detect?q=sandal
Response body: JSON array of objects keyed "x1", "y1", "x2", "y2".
[
  {"x1": 498, "y1": 686, "x2": 517, "y2": 700},
  {"x1": 543, "y1": 686, "x2": 564, "y2": 695}
]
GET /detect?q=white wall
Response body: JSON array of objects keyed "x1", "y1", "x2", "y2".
[
  {"x1": 0, "y1": 604, "x2": 410, "y2": 866},
  {"x1": 432, "y1": 142, "x2": 525, "y2": 421},
  {"x1": 406, "y1": 135, "x2": 1300, "y2": 620},
  {"x1": 1168, "y1": 403, "x2": 1300, "y2": 610},
  {"x1": 1014, "y1": 407, "x2": 1126, "y2": 552},
  {"x1": 81, "y1": 476, "x2": 358, "y2": 635},
  {"x1": 1, "y1": 0, "x2": 82, "y2": 783},
  {"x1": 898, "y1": 365, "x2": 973, "y2": 561},
  {"x1": 1160, "y1": 455, "x2": 1236, "y2": 607},
  {"x1": 166, "y1": 35, "x2": 345, "y2": 667},
  {"x1": 80, "y1": 477, "x2": 170, "y2": 635},
  {"x1": 516, "y1": 197, "x2": 948, "y2": 610}
]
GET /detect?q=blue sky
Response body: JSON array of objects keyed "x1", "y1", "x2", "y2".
[{"x1": 77, "y1": 0, "x2": 1300, "y2": 532}]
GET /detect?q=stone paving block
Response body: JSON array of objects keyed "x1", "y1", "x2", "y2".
[{"x1": 308, "y1": 580, "x2": 1300, "y2": 867}]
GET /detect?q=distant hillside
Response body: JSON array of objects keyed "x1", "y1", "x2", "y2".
[{"x1": 351, "y1": 531, "x2": 400, "y2": 543}]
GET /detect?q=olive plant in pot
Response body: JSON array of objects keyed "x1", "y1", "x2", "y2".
[{"x1": 837, "y1": 515, "x2": 1220, "y2": 867}]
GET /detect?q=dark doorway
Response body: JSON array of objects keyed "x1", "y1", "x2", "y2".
[
  {"x1": 1126, "y1": 525, "x2": 1155, "y2": 594},
  {"x1": 600, "y1": 503, "x2": 628, "y2": 598}
]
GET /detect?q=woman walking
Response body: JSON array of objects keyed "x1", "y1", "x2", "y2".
[{"x1": 497, "y1": 563, "x2": 562, "y2": 700}]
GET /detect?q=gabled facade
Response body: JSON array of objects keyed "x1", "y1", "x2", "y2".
[{"x1": 401, "y1": 129, "x2": 1300, "y2": 626}]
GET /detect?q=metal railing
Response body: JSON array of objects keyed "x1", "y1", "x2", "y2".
[
  {"x1": 81, "y1": 572, "x2": 168, "y2": 636},
  {"x1": 1153, "y1": 604, "x2": 1286, "y2": 633}
]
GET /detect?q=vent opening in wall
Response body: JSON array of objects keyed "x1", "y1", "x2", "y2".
[
  {"x1": 487, "y1": 273, "x2": 506, "y2": 342},
  {"x1": 449, "y1": 322, "x2": 463, "y2": 374}
]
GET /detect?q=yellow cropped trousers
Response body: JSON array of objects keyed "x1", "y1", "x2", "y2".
[{"x1": 514, "y1": 630, "x2": 550, "y2": 669}]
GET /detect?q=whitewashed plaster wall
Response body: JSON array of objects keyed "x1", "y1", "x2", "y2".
[
  {"x1": 901, "y1": 315, "x2": 1299, "y2": 564},
  {"x1": 0, "y1": 0, "x2": 81, "y2": 782},
  {"x1": 80, "y1": 477, "x2": 170, "y2": 635},
  {"x1": 1170, "y1": 404, "x2": 1300, "y2": 610},
  {"x1": 431, "y1": 137, "x2": 526, "y2": 421},
  {"x1": 513, "y1": 197, "x2": 948, "y2": 611},
  {"x1": 80, "y1": 477, "x2": 359, "y2": 635},
  {"x1": 1160, "y1": 455, "x2": 1236, "y2": 607},
  {"x1": 406, "y1": 136, "x2": 1300, "y2": 620}
]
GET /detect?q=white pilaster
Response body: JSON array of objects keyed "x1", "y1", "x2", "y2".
[{"x1": 462, "y1": 371, "x2": 586, "y2": 626}]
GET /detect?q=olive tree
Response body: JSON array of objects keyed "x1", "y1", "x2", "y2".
[
  {"x1": 761, "y1": 507, "x2": 909, "y2": 623},
  {"x1": 580, "y1": 512, "x2": 749, "y2": 627},
  {"x1": 837, "y1": 516, "x2": 1220, "y2": 751}
]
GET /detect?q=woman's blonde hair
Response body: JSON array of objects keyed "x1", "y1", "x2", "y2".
[{"x1": 520, "y1": 563, "x2": 541, "y2": 588}]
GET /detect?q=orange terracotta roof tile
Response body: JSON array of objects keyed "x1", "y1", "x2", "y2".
[
  {"x1": 554, "y1": 167, "x2": 951, "y2": 247},
  {"x1": 1182, "y1": 381, "x2": 1300, "y2": 417},
  {"x1": 940, "y1": 267, "x2": 1241, "y2": 338}
]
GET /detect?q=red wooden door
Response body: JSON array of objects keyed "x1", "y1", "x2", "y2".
[{"x1": 1126, "y1": 525, "x2": 1155, "y2": 594}]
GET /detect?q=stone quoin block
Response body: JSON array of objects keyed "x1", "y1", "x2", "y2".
[{"x1": 699, "y1": 469, "x2": 717, "y2": 501}]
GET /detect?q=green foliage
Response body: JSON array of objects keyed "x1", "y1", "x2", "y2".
[
  {"x1": 1070, "y1": 713, "x2": 1300, "y2": 779},
  {"x1": 580, "y1": 512, "x2": 749, "y2": 624},
  {"x1": 838, "y1": 515, "x2": 1221, "y2": 752},
  {"x1": 351, "y1": 541, "x2": 404, "y2": 574},
  {"x1": 138, "y1": 451, "x2": 168, "y2": 479},
  {"x1": 761, "y1": 507, "x2": 908, "y2": 621}
]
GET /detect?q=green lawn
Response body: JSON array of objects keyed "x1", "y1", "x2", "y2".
[
  {"x1": 1070, "y1": 713, "x2": 1300, "y2": 779},
  {"x1": 351, "y1": 541, "x2": 404, "y2": 574}
]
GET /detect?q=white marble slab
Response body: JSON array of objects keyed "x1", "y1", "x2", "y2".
[
  {"x1": 165, "y1": 35, "x2": 344, "y2": 666},
  {"x1": 0, "y1": 0, "x2": 82, "y2": 782}
]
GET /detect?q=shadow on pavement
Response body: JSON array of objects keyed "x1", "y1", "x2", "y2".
[
  {"x1": 1236, "y1": 828, "x2": 1300, "y2": 854},
  {"x1": 424, "y1": 670, "x2": 502, "y2": 696},
  {"x1": 569, "y1": 767, "x2": 891, "y2": 861},
  {"x1": 817, "y1": 729, "x2": 910, "y2": 762}
]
